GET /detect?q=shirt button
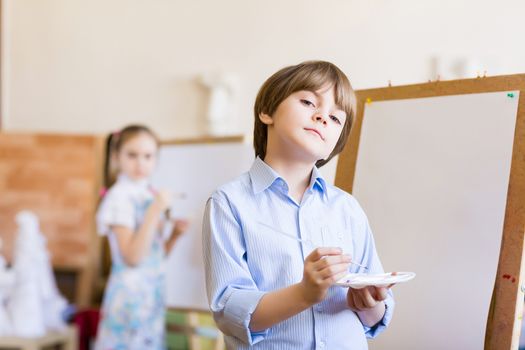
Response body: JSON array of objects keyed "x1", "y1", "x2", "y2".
[{"x1": 319, "y1": 341, "x2": 326, "y2": 347}]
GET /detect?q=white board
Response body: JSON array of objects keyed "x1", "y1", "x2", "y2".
[
  {"x1": 351, "y1": 92, "x2": 519, "y2": 350},
  {"x1": 152, "y1": 141, "x2": 254, "y2": 309}
]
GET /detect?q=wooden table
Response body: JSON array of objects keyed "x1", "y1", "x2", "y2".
[{"x1": 0, "y1": 326, "x2": 77, "y2": 350}]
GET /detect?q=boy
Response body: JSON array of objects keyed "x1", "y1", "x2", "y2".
[{"x1": 203, "y1": 61, "x2": 394, "y2": 349}]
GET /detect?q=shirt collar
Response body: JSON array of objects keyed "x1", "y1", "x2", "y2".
[
  {"x1": 249, "y1": 157, "x2": 328, "y2": 198},
  {"x1": 117, "y1": 173, "x2": 150, "y2": 189},
  {"x1": 310, "y1": 165, "x2": 328, "y2": 198},
  {"x1": 249, "y1": 157, "x2": 282, "y2": 194}
]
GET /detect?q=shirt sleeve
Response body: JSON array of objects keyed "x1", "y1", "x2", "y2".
[
  {"x1": 350, "y1": 196, "x2": 395, "y2": 338},
  {"x1": 202, "y1": 195, "x2": 268, "y2": 346},
  {"x1": 96, "y1": 189, "x2": 135, "y2": 235}
]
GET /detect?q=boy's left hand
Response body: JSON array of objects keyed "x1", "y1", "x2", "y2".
[
  {"x1": 346, "y1": 285, "x2": 390, "y2": 311},
  {"x1": 346, "y1": 272, "x2": 396, "y2": 311}
]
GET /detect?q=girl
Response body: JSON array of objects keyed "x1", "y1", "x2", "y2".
[
  {"x1": 203, "y1": 61, "x2": 395, "y2": 349},
  {"x1": 95, "y1": 125, "x2": 188, "y2": 350}
]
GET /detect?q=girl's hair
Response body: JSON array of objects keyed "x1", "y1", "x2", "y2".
[
  {"x1": 253, "y1": 60, "x2": 356, "y2": 168},
  {"x1": 103, "y1": 124, "x2": 160, "y2": 188}
]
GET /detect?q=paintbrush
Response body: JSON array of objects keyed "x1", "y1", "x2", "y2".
[{"x1": 257, "y1": 221, "x2": 368, "y2": 271}]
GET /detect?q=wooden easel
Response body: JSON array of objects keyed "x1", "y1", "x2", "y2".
[
  {"x1": 335, "y1": 74, "x2": 525, "y2": 349},
  {"x1": 0, "y1": 326, "x2": 78, "y2": 350}
]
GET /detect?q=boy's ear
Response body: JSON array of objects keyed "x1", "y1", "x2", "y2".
[{"x1": 259, "y1": 112, "x2": 274, "y2": 125}]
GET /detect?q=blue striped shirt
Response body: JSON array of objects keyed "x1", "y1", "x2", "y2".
[{"x1": 202, "y1": 157, "x2": 394, "y2": 349}]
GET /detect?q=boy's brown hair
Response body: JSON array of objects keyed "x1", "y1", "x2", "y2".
[{"x1": 253, "y1": 60, "x2": 356, "y2": 168}]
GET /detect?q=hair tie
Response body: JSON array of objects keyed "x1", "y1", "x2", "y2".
[{"x1": 110, "y1": 130, "x2": 121, "y2": 148}]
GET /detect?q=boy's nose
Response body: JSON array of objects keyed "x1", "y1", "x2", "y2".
[{"x1": 313, "y1": 113, "x2": 328, "y2": 125}]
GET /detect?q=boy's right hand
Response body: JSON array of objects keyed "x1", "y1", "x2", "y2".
[{"x1": 300, "y1": 247, "x2": 351, "y2": 305}]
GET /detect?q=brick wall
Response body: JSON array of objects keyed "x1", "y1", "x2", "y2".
[{"x1": 0, "y1": 132, "x2": 103, "y2": 305}]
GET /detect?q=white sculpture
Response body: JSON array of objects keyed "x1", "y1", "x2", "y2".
[
  {"x1": 0, "y1": 238, "x2": 14, "y2": 335},
  {"x1": 7, "y1": 211, "x2": 67, "y2": 337},
  {"x1": 199, "y1": 72, "x2": 240, "y2": 136},
  {"x1": 428, "y1": 55, "x2": 495, "y2": 80}
]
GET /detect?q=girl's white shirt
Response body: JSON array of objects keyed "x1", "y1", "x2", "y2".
[{"x1": 96, "y1": 174, "x2": 155, "y2": 266}]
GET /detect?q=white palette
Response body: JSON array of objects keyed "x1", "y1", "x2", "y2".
[{"x1": 336, "y1": 272, "x2": 416, "y2": 289}]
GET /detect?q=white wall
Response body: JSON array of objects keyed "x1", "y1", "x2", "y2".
[{"x1": 3, "y1": 0, "x2": 525, "y2": 139}]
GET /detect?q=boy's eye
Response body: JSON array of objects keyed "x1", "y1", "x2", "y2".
[
  {"x1": 300, "y1": 99, "x2": 315, "y2": 108},
  {"x1": 330, "y1": 115, "x2": 341, "y2": 125}
]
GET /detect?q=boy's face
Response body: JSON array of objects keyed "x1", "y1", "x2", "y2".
[{"x1": 260, "y1": 85, "x2": 346, "y2": 163}]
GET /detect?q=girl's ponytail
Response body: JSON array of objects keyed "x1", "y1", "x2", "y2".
[{"x1": 102, "y1": 131, "x2": 119, "y2": 190}]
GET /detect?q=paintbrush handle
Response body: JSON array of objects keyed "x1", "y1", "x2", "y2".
[{"x1": 257, "y1": 221, "x2": 368, "y2": 270}]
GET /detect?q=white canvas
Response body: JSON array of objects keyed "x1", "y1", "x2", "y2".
[{"x1": 351, "y1": 91, "x2": 519, "y2": 350}]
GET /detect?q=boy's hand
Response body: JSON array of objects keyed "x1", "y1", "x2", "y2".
[
  {"x1": 300, "y1": 247, "x2": 350, "y2": 305},
  {"x1": 346, "y1": 286, "x2": 388, "y2": 311},
  {"x1": 346, "y1": 272, "x2": 396, "y2": 311}
]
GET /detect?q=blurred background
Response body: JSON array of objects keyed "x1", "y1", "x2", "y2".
[
  {"x1": 1, "y1": 1, "x2": 525, "y2": 349},
  {"x1": 4, "y1": 0, "x2": 524, "y2": 137}
]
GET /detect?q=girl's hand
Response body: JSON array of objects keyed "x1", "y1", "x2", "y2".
[
  {"x1": 165, "y1": 218, "x2": 190, "y2": 253},
  {"x1": 346, "y1": 272, "x2": 396, "y2": 311},
  {"x1": 299, "y1": 247, "x2": 350, "y2": 305},
  {"x1": 153, "y1": 190, "x2": 172, "y2": 212},
  {"x1": 171, "y1": 219, "x2": 190, "y2": 238}
]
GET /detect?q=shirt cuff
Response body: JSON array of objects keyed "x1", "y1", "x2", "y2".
[
  {"x1": 222, "y1": 289, "x2": 268, "y2": 345},
  {"x1": 363, "y1": 294, "x2": 395, "y2": 338}
]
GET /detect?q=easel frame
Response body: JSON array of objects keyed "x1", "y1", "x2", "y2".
[
  {"x1": 335, "y1": 74, "x2": 525, "y2": 350},
  {"x1": 161, "y1": 135, "x2": 245, "y2": 146}
]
